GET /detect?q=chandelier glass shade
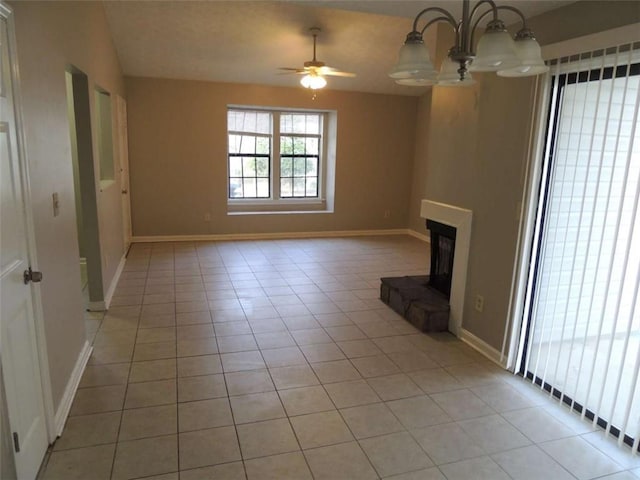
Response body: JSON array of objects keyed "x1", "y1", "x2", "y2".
[
  {"x1": 497, "y1": 30, "x2": 549, "y2": 77},
  {"x1": 389, "y1": 0, "x2": 549, "y2": 87},
  {"x1": 389, "y1": 40, "x2": 437, "y2": 85},
  {"x1": 468, "y1": 20, "x2": 520, "y2": 71}
]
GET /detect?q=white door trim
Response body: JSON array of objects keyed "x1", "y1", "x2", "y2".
[
  {"x1": 0, "y1": 2, "x2": 56, "y2": 443},
  {"x1": 115, "y1": 94, "x2": 131, "y2": 252}
]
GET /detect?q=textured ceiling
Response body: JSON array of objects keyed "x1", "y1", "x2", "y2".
[{"x1": 103, "y1": 0, "x2": 576, "y2": 96}]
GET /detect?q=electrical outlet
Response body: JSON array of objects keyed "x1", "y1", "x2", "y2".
[
  {"x1": 474, "y1": 294, "x2": 484, "y2": 312},
  {"x1": 384, "y1": 209, "x2": 391, "y2": 218},
  {"x1": 204, "y1": 213, "x2": 211, "y2": 222}
]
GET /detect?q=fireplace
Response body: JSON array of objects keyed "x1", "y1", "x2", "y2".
[
  {"x1": 420, "y1": 200, "x2": 473, "y2": 335},
  {"x1": 379, "y1": 201, "x2": 472, "y2": 334},
  {"x1": 427, "y1": 219, "x2": 456, "y2": 299}
]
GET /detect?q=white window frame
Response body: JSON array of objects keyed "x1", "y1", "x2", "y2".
[{"x1": 227, "y1": 106, "x2": 329, "y2": 214}]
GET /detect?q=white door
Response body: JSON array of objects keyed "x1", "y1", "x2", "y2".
[
  {"x1": 116, "y1": 94, "x2": 131, "y2": 251},
  {"x1": 0, "y1": 6, "x2": 49, "y2": 480}
]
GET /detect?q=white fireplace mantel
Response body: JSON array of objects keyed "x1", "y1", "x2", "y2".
[{"x1": 420, "y1": 200, "x2": 473, "y2": 336}]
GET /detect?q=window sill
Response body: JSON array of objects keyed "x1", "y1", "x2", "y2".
[
  {"x1": 227, "y1": 209, "x2": 333, "y2": 216},
  {"x1": 227, "y1": 199, "x2": 332, "y2": 215}
]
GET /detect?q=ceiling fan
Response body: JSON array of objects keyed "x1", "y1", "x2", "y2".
[{"x1": 279, "y1": 27, "x2": 356, "y2": 90}]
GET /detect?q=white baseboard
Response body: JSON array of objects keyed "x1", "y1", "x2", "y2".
[
  {"x1": 54, "y1": 341, "x2": 92, "y2": 436},
  {"x1": 132, "y1": 229, "x2": 414, "y2": 243},
  {"x1": 104, "y1": 253, "x2": 127, "y2": 309},
  {"x1": 459, "y1": 328, "x2": 507, "y2": 368},
  {"x1": 407, "y1": 229, "x2": 430, "y2": 243}
]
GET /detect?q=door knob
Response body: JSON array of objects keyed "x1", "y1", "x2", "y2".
[
  {"x1": 122, "y1": 189, "x2": 128, "y2": 194},
  {"x1": 23, "y1": 267, "x2": 43, "y2": 285}
]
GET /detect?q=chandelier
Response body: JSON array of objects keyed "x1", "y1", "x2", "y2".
[{"x1": 389, "y1": 0, "x2": 549, "y2": 87}]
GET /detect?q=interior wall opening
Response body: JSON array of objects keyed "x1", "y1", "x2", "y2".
[{"x1": 65, "y1": 68, "x2": 105, "y2": 311}]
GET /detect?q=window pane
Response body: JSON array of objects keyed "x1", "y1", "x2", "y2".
[
  {"x1": 293, "y1": 178, "x2": 305, "y2": 196},
  {"x1": 229, "y1": 178, "x2": 243, "y2": 198},
  {"x1": 257, "y1": 178, "x2": 270, "y2": 197},
  {"x1": 281, "y1": 157, "x2": 292, "y2": 177},
  {"x1": 227, "y1": 111, "x2": 244, "y2": 131},
  {"x1": 293, "y1": 158, "x2": 306, "y2": 176},
  {"x1": 228, "y1": 110, "x2": 271, "y2": 134},
  {"x1": 229, "y1": 157, "x2": 243, "y2": 177},
  {"x1": 229, "y1": 134, "x2": 241, "y2": 154},
  {"x1": 280, "y1": 113, "x2": 321, "y2": 134},
  {"x1": 306, "y1": 158, "x2": 318, "y2": 176},
  {"x1": 305, "y1": 115, "x2": 320, "y2": 134},
  {"x1": 243, "y1": 157, "x2": 256, "y2": 176},
  {"x1": 255, "y1": 112, "x2": 271, "y2": 134},
  {"x1": 243, "y1": 178, "x2": 257, "y2": 198},
  {"x1": 256, "y1": 136, "x2": 270, "y2": 154},
  {"x1": 293, "y1": 115, "x2": 305, "y2": 134},
  {"x1": 256, "y1": 158, "x2": 269, "y2": 177},
  {"x1": 306, "y1": 177, "x2": 318, "y2": 196},
  {"x1": 280, "y1": 137, "x2": 293, "y2": 155},
  {"x1": 293, "y1": 137, "x2": 306, "y2": 155},
  {"x1": 281, "y1": 178, "x2": 292, "y2": 197},
  {"x1": 239, "y1": 135, "x2": 257, "y2": 154},
  {"x1": 306, "y1": 137, "x2": 319, "y2": 155}
]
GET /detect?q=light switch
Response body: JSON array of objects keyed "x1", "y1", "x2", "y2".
[{"x1": 52, "y1": 192, "x2": 60, "y2": 217}]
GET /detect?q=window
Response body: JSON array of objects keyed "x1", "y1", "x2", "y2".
[
  {"x1": 227, "y1": 108, "x2": 330, "y2": 212},
  {"x1": 228, "y1": 110, "x2": 271, "y2": 198},
  {"x1": 279, "y1": 113, "x2": 321, "y2": 198}
]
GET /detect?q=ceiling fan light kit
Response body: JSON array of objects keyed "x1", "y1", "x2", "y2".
[
  {"x1": 300, "y1": 72, "x2": 327, "y2": 89},
  {"x1": 389, "y1": 0, "x2": 549, "y2": 87}
]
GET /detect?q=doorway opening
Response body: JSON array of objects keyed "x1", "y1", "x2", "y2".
[
  {"x1": 65, "y1": 69, "x2": 105, "y2": 310},
  {"x1": 519, "y1": 45, "x2": 640, "y2": 449}
]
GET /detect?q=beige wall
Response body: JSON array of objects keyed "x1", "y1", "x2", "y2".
[
  {"x1": 10, "y1": 1, "x2": 126, "y2": 410},
  {"x1": 126, "y1": 77, "x2": 418, "y2": 236},
  {"x1": 409, "y1": 3, "x2": 640, "y2": 350}
]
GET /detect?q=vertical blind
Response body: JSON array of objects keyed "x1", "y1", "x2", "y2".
[{"x1": 521, "y1": 43, "x2": 640, "y2": 448}]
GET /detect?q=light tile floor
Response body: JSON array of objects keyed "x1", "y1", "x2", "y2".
[{"x1": 38, "y1": 236, "x2": 640, "y2": 480}]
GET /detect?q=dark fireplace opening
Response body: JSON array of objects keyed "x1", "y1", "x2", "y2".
[
  {"x1": 379, "y1": 218, "x2": 455, "y2": 333},
  {"x1": 427, "y1": 219, "x2": 456, "y2": 300}
]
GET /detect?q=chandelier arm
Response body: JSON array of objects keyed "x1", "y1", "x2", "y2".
[
  {"x1": 495, "y1": 5, "x2": 527, "y2": 27},
  {"x1": 468, "y1": 0, "x2": 499, "y2": 24},
  {"x1": 420, "y1": 16, "x2": 462, "y2": 53},
  {"x1": 464, "y1": 0, "x2": 498, "y2": 51},
  {"x1": 420, "y1": 15, "x2": 457, "y2": 35},
  {"x1": 472, "y1": 5, "x2": 527, "y2": 34},
  {"x1": 469, "y1": 7, "x2": 495, "y2": 52},
  {"x1": 469, "y1": 4, "x2": 527, "y2": 53},
  {"x1": 411, "y1": 7, "x2": 458, "y2": 34}
]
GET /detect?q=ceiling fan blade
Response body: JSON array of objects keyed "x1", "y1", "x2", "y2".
[
  {"x1": 318, "y1": 66, "x2": 356, "y2": 77},
  {"x1": 278, "y1": 67, "x2": 306, "y2": 73},
  {"x1": 322, "y1": 70, "x2": 357, "y2": 78}
]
